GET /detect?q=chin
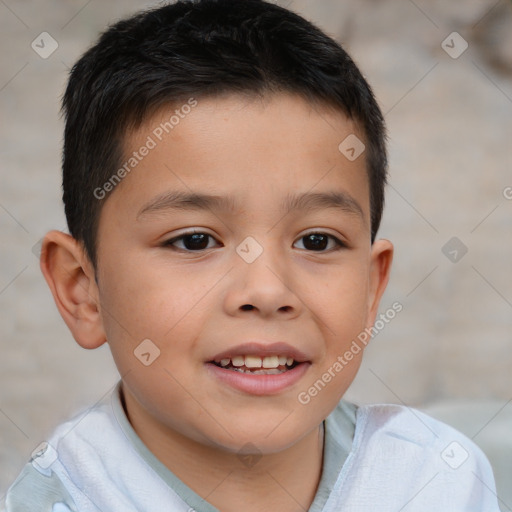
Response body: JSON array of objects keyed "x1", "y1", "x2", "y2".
[{"x1": 202, "y1": 417, "x2": 314, "y2": 455}]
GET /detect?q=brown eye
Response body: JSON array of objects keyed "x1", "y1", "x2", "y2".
[
  {"x1": 165, "y1": 232, "x2": 218, "y2": 251},
  {"x1": 294, "y1": 233, "x2": 344, "y2": 252}
]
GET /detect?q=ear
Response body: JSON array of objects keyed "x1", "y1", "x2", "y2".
[
  {"x1": 366, "y1": 238, "x2": 394, "y2": 326},
  {"x1": 40, "y1": 230, "x2": 107, "y2": 350}
]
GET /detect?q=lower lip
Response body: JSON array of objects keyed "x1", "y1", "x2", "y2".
[{"x1": 205, "y1": 362, "x2": 311, "y2": 396}]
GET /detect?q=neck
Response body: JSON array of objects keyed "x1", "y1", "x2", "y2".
[{"x1": 123, "y1": 389, "x2": 325, "y2": 512}]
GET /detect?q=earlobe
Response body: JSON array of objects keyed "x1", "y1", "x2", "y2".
[
  {"x1": 40, "y1": 230, "x2": 107, "y2": 350},
  {"x1": 367, "y1": 239, "x2": 394, "y2": 324}
]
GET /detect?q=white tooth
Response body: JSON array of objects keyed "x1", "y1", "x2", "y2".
[
  {"x1": 278, "y1": 355, "x2": 287, "y2": 366},
  {"x1": 286, "y1": 357, "x2": 294, "y2": 366},
  {"x1": 232, "y1": 356, "x2": 244, "y2": 367},
  {"x1": 220, "y1": 358, "x2": 230, "y2": 367},
  {"x1": 245, "y1": 355, "x2": 262, "y2": 368},
  {"x1": 262, "y1": 356, "x2": 279, "y2": 369}
]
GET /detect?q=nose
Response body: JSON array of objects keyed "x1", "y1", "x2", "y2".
[{"x1": 223, "y1": 241, "x2": 302, "y2": 319}]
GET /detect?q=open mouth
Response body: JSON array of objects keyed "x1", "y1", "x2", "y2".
[
  {"x1": 210, "y1": 355, "x2": 300, "y2": 375},
  {"x1": 206, "y1": 347, "x2": 311, "y2": 395}
]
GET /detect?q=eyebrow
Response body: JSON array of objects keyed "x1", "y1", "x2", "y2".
[{"x1": 136, "y1": 189, "x2": 364, "y2": 220}]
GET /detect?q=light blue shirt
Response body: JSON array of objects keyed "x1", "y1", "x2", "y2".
[
  {"x1": 3, "y1": 382, "x2": 356, "y2": 512},
  {"x1": 4, "y1": 383, "x2": 500, "y2": 510}
]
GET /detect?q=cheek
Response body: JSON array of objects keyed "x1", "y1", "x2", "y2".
[
  {"x1": 96, "y1": 260, "x2": 214, "y2": 421},
  {"x1": 316, "y1": 263, "x2": 370, "y2": 337},
  {"x1": 98, "y1": 254, "x2": 188, "y2": 337},
  {"x1": 309, "y1": 262, "x2": 370, "y2": 401},
  {"x1": 96, "y1": 253, "x2": 222, "y2": 374}
]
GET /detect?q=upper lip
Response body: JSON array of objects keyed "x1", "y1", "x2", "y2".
[{"x1": 208, "y1": 342, "x2": 311, "y2": 363}]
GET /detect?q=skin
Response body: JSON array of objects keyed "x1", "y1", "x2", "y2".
[{"x1": 41, "y1": 93, "x2": 393, "y2": 512}]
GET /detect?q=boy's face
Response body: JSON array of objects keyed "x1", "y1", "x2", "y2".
[{"x1": 69, "y1": 93, "x2": 392, "y2": 454}]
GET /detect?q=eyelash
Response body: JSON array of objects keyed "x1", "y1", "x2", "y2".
[{"x1": 163, "y1": 230, "x2": 346, "y2": 253}]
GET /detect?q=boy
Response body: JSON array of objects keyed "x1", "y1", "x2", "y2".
[{"x1": 3, "y1": 0, "x2": 500, "y2": 510}]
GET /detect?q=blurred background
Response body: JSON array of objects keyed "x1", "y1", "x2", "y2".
[{"x1": 1, "y1": 0, "x2": 511, "y2": 508}]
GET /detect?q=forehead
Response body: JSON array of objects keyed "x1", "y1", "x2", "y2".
[{"x1": 109, "y1": 92, "x2": 370, "y2": 225}]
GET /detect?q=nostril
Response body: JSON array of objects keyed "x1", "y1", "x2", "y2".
[{"x1": 241, "y1": 304, "x2": 254, "y2": 311}]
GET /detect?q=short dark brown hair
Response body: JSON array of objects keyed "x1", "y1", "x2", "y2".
[{"x1": 62, "y1": 0, "x2": 387, "y2": 268}]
